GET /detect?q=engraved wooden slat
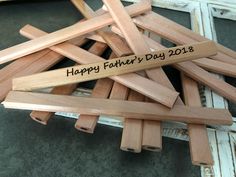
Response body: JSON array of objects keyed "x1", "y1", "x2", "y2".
[
  {"x1": 181, "y1": 74, "x2": 214, "y2": 166},
  {"x1": 75, "y1": 52, "x2": 115, "y2": 133},
  {"x1": 19, "y1": 25, "x2": 181, "y2": 108},
  {"x1": 111, "y1": 25, "x2": 236, "y2": 77},
  {"x1": 136, "y1": 33, "x2": 236, "y2": 104},
  {"x1": 3, "y1": 91, "x2": 233, "y2": 125},
  {"x1": 133, "y1": 12, "x2": 236, "y2": 65},
  {"x1": 0, "y1": 2, "x2": 151, "y2": 64},
  {"x1": 30, "y1": 41, "x2": 107, "y2": 125}
]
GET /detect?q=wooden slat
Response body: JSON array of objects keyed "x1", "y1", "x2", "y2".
[
  {"x1": 101, "y1": 0, "x2": 171, "y2": 152},
  {"x1": 75, "y1": 53, "x2": 115, "y2": 133},
  {"x1": 30, "y1": 41, "x2": 107, "y2": 125},
  {"x1": 120, "y1": 90, "x2": 144, "y2": 153},
  {"x1": 20, "y1": 25, "x2": 181, "y2": 108},
  {"x1": 111, "y1": 25, "x2": 236, "y2": 77},
  {"x1": 0, "y1": 49, "x2": 50, "y2": 83},
  {"x1": 133, "y1": 12, "x2": 236, "y2": 65},
  {"x1": 137, "y1": 33, "x2": 236, "y2": 104},
  {"x1": 0, "y1": 37, "x2": 88, "y2": 101},
  {"x1": 30, "y1": 84, "x2": 78, "y2": 125},
  {"x1": 71, "y1": 0, "x2": 132, "y2": 57},
  {"x1": 192, "y1": 58, "x2": 236, "y2": 77},
  {"x1": 73, "y1": 0, "x2": 144, "y2": 151},
  {"x1": 181, "y1": 74, "x2": 213, "y2": 166},
  {"x1": 12, "y1": 41, "x2": 217, "y2": 107},
  {"x1": 3, "y1": 91, "x2": 233, "y2": 125},
  {"x1": 0, "y1": 2, "x2": 151, "y2": 64}
]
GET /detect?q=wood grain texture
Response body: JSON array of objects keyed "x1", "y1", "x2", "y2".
[
  {"x1": 3, "y1": 91, "x2": 233, "y2": 125},
  {"x1": 0, "y1": 1, "x2": 150, "y2": 64},
  {"x1": 181, "y1": 74, "x2": 213, "y2": 166},
  {"x1": 75, "y1": 52, "x2": 114, "y2": 134},
  {"x1": 134, "y1": 11, "x2": 236, "y2": 65},
  {"x1": 20, "y1": 25, "x2": 180, "y2": 108}
]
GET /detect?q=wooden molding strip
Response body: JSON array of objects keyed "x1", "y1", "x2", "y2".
[
  {"x1": 75, "y1": 52, "x2": 115, "y2": 134},
  {"x1": 20, "y1": 25, "x2": 181, "y2": 109},
  {"x1": 181, "y1": 74, "x2": 214, "y2": 166},
  {"x1": 30, "y1": 41, "x2": 107, "y2": 125},
  {"x1": 2, "y1": 91, "x2": 233, "y2": 125},
  {"x1": 0, "y1": 1, "x2": 151, "y2": 65},
  {"x1": 133, "y1": 12, "x2": 236, "y2": 66}
]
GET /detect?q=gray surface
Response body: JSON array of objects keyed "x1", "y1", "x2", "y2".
[{"x1": 0, "y1": 0, "x2": 224, "y2": 176}]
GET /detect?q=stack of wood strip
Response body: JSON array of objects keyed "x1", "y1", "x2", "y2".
[{"x1": 0, "y1": 0, "x2": 236, "y2": 166}]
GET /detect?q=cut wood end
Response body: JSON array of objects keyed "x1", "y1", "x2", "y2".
[
  {"x1": 30, "y1": 115, "x2": 48, "y2": 125},
  {"x1": 192, "y1": 160, "x2": 214, "y2": 167},
  {"x1": 74, "y1": 124, "x2": 95, "y2": 134},
  {"x1": 120, "y1": 147, "x2": 141, "y2": 153},
  {"x1": 142, "y1": 145, "x2": 162, "y2": 152}
]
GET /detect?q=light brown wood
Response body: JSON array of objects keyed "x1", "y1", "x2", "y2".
[
  {"x1": 71, "y1": 0, "x2": 132, "y2": 57},
  {"x1": 15, "y1": 41, "x2": 223, "y2": 107},
  {"x1": 139, "y1": 34, "x2": 236, "y2": 104},
  {"x1": 30, "y1": 84, "x2": 78, "y2": 125},
  {"x1": 175, "y1": 61, "x2": 236, "y2": 103},
  {"x1": 181, "y1": 74, "x2": 213, "y2": 166},
  {"x1": 75, "y1": 78, "x2": 114, "y2": 133},
  {"x1": 120, "y1": 90, "x2": 144, "y2": 153},
  {"x1": 134, "y1": 12, "x2": 236, "y2": 65},
  {"x1": 30, "y1": 41, "x2": 106, "y2": 125},
  {"x1": 111, "y1": 25, "x2": 236, "y2": 77},
  {"x1": 0, "y1": 1, "x2": 150, "y2": 64},
  {"x1": 0, "y1": 49, "x2": 50, "y2": 83},
  {"x1": 75, "y1": 52, "x2": 114, "y2": 134},
  {"x1": 192, "y1": 58, "x2": 236, "y2": 77},
  {"x1": 0, "y1": 51, "x2": 64, "y2": 101},
  {"x1": 0, "y1": 37, "x2": 88, "y2": 101},
  {"x1": 3, "y1": 91, "x2": 233, "y2": 125},
  {"x1": 101, "y1": 0, "x2": 169, "y2": 152},
  {"x1": 72, "y1": 1, "x2": 145, "y2": 152},
  {"x1": 20, "y1": 25, "x2": 181, "y2": 109}
]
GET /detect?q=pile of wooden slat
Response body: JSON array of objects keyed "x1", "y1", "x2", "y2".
[{"x1": 0, "y1": 0, "x2": 236, "y2": 166}]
